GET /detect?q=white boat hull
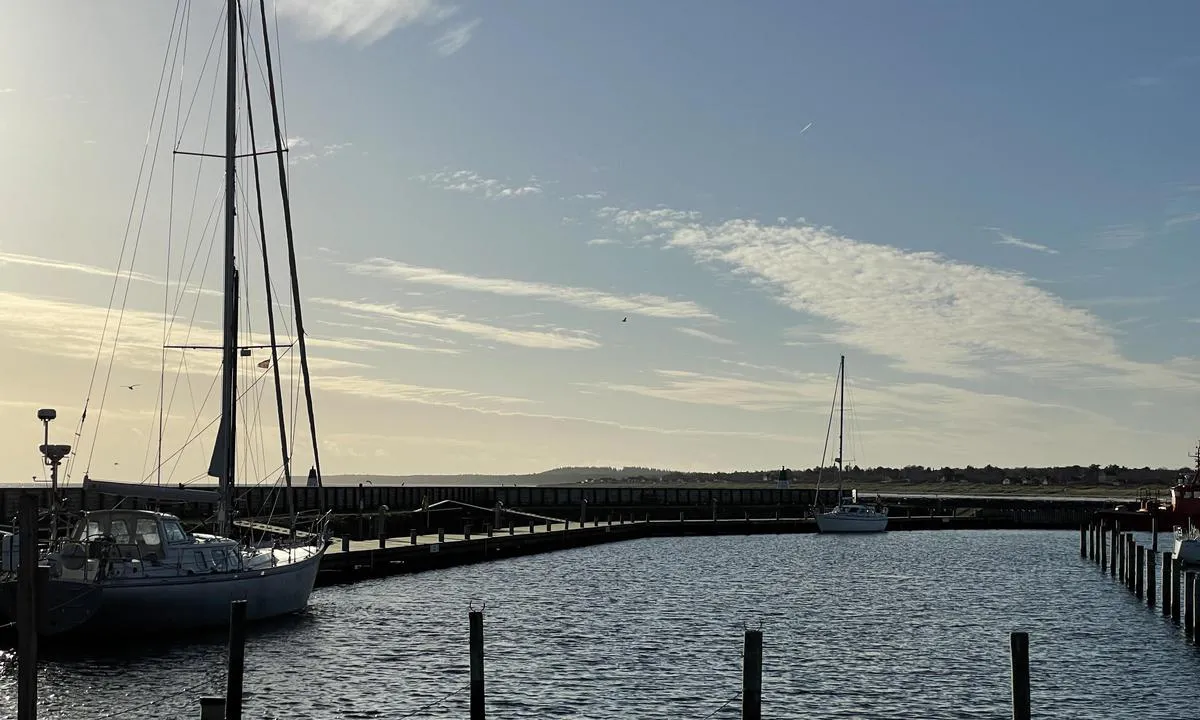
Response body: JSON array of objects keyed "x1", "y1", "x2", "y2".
[
  {"x1": 816, "y1": 508, "x2": 888, "y2": 533},
  {"x1": 1174, "y1": 535, "x2": 1200, "y2": 568}
]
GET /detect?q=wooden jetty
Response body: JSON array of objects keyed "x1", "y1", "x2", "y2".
[
  {"x1": 1078, "y1": 515, "x2": 1200, "y2": 644},
  {"x1": 317, "y1": 511, "x2": 1078, "y2": 585}
]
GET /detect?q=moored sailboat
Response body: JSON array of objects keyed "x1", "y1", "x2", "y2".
[
  {"x1": 813, "y1": 355, "x2": 888, "y2": 534},
  {"x1": 0, "y1": 0, "x2": 331, "y2": 636}
]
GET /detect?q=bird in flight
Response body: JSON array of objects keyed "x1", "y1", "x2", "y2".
[
  {"x1": 125, "y1": 384, "x2": 140, "y2": 390},
  {"x1": 621, "y1": 317, "x2": 627, "y2": 322}
]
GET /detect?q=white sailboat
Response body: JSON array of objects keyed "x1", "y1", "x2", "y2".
[
  {"x1": 813, "y1": 355, "x2": 888, "y2": 534},
  {"x1": 0, "y1": 0, "x2": 331, "y2": 636}
]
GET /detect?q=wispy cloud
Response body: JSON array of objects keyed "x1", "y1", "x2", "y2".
[
  {"x1": 586, "y1": 238, "x2": 616, "y2": 246},
  {"x1": 675, "y1": 327, "x2": 734, "y2": 345},
  {"x1": 417, "y1": 169, "x2": 542, "y2": 199},
  {"x1": 1090, "y1": 224, "x2": 1146, "y2": 250},
  {"x1": 344, "y1": 258, "x2": 719, "y2": 320},
  {"x1": 571, "y1": 191, "x2": 607, "y2": 201},
  {"x1": 312, "y1": 297, "x2": 600, "y2": 350},
  {"x1": 273, "y1": 0, "x2": 458, "y2": 45},
  {"x1": 0, "y1": 88, "x2": 14, "y2": 94},
  {"x1": 1166, "y1": 212, "x2": 1200, "y2": 228},
  {"x1": 597, "y1": 206, "x2": 701, "y2": 243},
  {"x1": 990, "y1": 230, "x2": 1059, "y2": 255},
  {"x1": 601, "y1": 209, "x2": 1199, "y2": 389},
  {"x1": 1130, "y1": 75, "x2": 1165, "y2": 87},
  {"x1": 307, "y1": 335, "x2": 461, "y2": 355},
  {"x1": 0, "y1": 251, "x2": 156, "y2": 283},
  {"x1": 432, "y1": 18, "x2": 480, "y2": 56},
  {"x1": 286, "y1": 136, "x2": 309, "y2": 149}
]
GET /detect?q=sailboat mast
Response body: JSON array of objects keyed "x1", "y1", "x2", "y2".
[
  {"x1": 217, "y1": 0, "x2": 240, "y2": 537},
  {"x1": 258, "y1": 0, "x2": 324, "y2": 490},
  {"x1": 837, "y1": 354, "x2": 845, "y2": 499}
]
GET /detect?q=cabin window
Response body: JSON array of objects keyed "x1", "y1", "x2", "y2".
[
  {"x1": 109, "y1": 519, "x2": 132, "y2": 544},
  {"x1": 162, "y1": 521, "x2": 188, "y2": 544},
  {"x1": 192, "y1": 550, "x2": 213, "y2": 572},
  {"x1": 211, "y1": 548, "x2": 229, "y2": 572}
]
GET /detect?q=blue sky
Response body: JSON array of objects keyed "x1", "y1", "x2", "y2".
[{"x1": 2, "y1": 0, "x2": 1200, "y2": 481}]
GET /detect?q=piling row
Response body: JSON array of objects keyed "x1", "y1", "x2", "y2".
[{"x1": 1080, "y1": 517, "x2": 1199, "y2": 643}]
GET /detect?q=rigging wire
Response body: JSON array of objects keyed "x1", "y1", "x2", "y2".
[
  {"x1": 65, "y1": 1, "x2": 187, "y2": 486},
  {"x1": 814, "y1": 359, "x2": 840, "y2": 494}
]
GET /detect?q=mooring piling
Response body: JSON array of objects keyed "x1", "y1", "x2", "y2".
[
  {"x1": 741, "y1": 628, "x2": 763, "y2": 720},
  {"x1": 1010, "y1": 631, "x2": 1031, "y2": 720},
  {"x1": 226, "y1": 600, "x2": 247, "y2": 720},
  {"x1": 17, "y1": 494, "x2": 38, "y2": 720},
  {"x1": 469, "y1": 610, "x2": 485, "y2": 720}
]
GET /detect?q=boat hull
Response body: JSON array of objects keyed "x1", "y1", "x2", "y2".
[
  {"x1": 1174, "y1": 536, "x2": 1200, "y2": 568},
  {"x1": 816, "y1": 511, "x2": 888, "y2": 534},
  {"x1": 0, "y1": 547, "x2": 326, "y2": 637}
]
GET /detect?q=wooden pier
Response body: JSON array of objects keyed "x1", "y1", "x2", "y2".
[
  {"x1": 317, "y1": 511, "x2": 1077, "y2": 585},
  {"x1": 1078, "y1": 516, "x2": 1200, "y2": 644}
]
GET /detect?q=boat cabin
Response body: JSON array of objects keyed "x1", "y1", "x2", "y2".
[{"x1": 56, "y1": 509, "x2": 244, "y2": 580}]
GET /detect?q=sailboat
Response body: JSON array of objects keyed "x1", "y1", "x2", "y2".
[
  {"x1": 813, "y1": 355, "x2": 888, "y2": 533},
  {"x1": 0, "y1": 0, "x2": 331, "y2": 636}
]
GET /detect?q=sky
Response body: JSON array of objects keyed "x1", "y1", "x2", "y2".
[{"x1": 2, "y1": 0, "x2": 1200, "y2": 483}]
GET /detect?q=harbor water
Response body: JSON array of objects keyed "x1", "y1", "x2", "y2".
[{"x1": 1, "y1": 529, "x2": 1196, "y2": 719}]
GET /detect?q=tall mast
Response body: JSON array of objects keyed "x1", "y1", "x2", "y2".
[
  {"x1": 241, "y1": 9, "x2": 296, "y2": 537},
  {"x1": 836, "y1": 354, "x2": 845, "y2": 500},
  {"x1": 258, "y1": 0, "x2": 323, "y2": 489},
  {"x1": 217, "y1": 0, "x2": 239, "y2": 537}
]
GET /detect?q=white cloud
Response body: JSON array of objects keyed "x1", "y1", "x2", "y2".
[
  {"x1": 597, "y1": 206, "x2": 701, "y2": 243},
  {"x1": 344, "y1": 258, "x2": 718, "y2": 320},
  {"x1": 0, "y1": 88, "x2": 14, "y2": 94},
  {"x1": 306, "y1": 336, "x2": 461, "y2": 355},
  {"x1": 601, "y1": 209, "x2": 1199, "y2": 389},
  {"x1": 311, "y1": 297, "x2": 600, "y2": 350},
  {"x1": 992, "y1": 230, "x2": 1058, "y2": 255},
  {"x1": 675, "y1": 327, "x2": 734, "y2": 345},
  {"x1": 273, "y1": 0, "x2": 457, "y2": 44},
  {"x1": 432, "y1": 18, "x2": 480, "y2": 56},
  {"x1": 586, "y1": 238, "x2": 616, "y2": 246},
  {"x1": 572, "y1": 191, "x2": 607, "y2": 201},
  {"x1": 286, "y1": 136, "x2": 309, "y2": 149},
  {"x1": 417, "y1": 169, "x2": 542, "y2": 199}
]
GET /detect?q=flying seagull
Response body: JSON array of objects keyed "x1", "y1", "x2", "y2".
[
  {"x1": 125, "y1": 384, "x2": 140, "y2": 390},
  {"x1": 622, "y1": 317, "x2": 627, "y2": 322}
]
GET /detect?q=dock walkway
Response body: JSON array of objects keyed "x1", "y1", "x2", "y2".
[{"x1": 316, "y1": 513, "x2": 1068, "y2": 586}]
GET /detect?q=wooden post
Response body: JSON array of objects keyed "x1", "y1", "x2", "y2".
[
  {"x1": 464, "y1": 524, "x2": 472, "y2": 541},
  {"x1": 679, "y1": 511, "x2": 685, "y2": 522},
  {"x1": 469, "y1": 610, "x2": 485, "y2": 720},
  {"x1": 340, "y1": 536, "x2": 350, "y2": 552},
  {"x1": 1100, "y1": 525, "x2": 1107, "y2": 571},
  {"x1": 1152, "y1": 515, "x2": 1159, "y2": 553},
  {"x1": 410, "y1": 529, "x2": 417, "y2": 545},
  {"x1": 1127, "y1": 536, "x2": 1136, "y2": 590},
  {"x1": 1136, "y1": 545, "x2": 1144, "y2": 599},
  {"x1": 1110, "y1": 528, "x2": 1117, "y2": 577},
  {"x1": 1147, "y1": 551, "x2": 1156, "y2": 608},
  {"x1": 742, "y1": 629, "x2": 762, "y2": 720},
  {"x1": 1116, "y1": 531, "x2": 1123, "y2": 580},
  {"x1": 528, "y1": 521, "x2": 534, "y2": 534},
  {"x1": 565, "y1": 520, "x2": 570, "y2": 530},
  {"x1": 226, "y1": 600, "x2": 247, "y2": 720},
  {"x1": 1187, "y1": 571, "x2": 1196, "y2": 638},
  {"x1": 1079, "y1": 524, "x2": 1087, "y2": 557},
  {"x1": 438, "y1": 528, "x2": 445, "y2": 543},
  {"x1": 486, "y1": 523, "x2": 493, "y2": 538},
  {"x1": 1162, "y1": 551, "x2": 1172, "y2": 616},
  {"x1": 1172, "y1": 557, "x2": 1182, "y2": 623},
  {"x1": 17, "y1": 494, "x2": 38, "y2": 720},
  {"x1": 508, "y1": 522, "x2": 514, "y2": 536},
  {"x1": 1010, "y1": 631, "x2": 1030, "y2": 720},
  {"x1": 198, "y1": 697, "x2": 225, "y2": 720},
  {"x1": 378, "y1": 533, "x2": 386, "y2": 549},
  {"x1": 580, "y1": 500, "x2": 586, "y2": 526}
]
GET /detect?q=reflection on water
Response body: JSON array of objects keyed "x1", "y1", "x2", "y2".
[{"x1": 0, "y1": 530, "x2": 1196, "y2": 719}]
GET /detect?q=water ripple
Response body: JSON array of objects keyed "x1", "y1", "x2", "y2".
[{"x1": 1, "y1": 530, "x2": 1197, "y2": 719}]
